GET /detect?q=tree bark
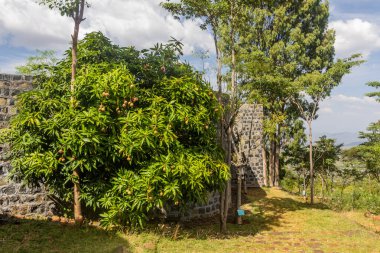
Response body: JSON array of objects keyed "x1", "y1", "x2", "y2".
[
  {"x1": 274, "y1": 126, "x2": 281, "y2": 187},
  {"x1": 308, "y1": 121, "x2": 314, "y2": 204},
  {"x1": 262, "y1": 143, "x2": 268, "y2": 187},
  {"x1": 71, "y1": 0, "x2": 85, "y2": 224},
  {"x1": 221, "y1": 125, "x2": 233, "y2": 233},
  {"x1": 236, "y1": 166, "x2": 242, "y2": 225},
  {"x1": 73, "y1": 168, "x2": 83, "y2": 223},
  {"x1": 269, "y1": 139, "x2": 275, "y2": 187},
  {"x1": 303, "y1": 167, "x2": 307, "y2": 201}
]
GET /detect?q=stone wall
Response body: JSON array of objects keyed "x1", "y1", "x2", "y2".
[
  {"x1": 232, "y1": 104, "x2": 264, "y2": 187},
  {"x1": 167, "y1": 191, "x2": 220, "y2": 220},
  {"x1": 0, "y1": 74, "x2": 55, "y2": 218}
]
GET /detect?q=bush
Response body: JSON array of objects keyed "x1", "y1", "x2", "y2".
[
  {"x1": 8, "y1": 32, "x2": 229, "y2": 228},
  {"x1": 327, "y1": 181, "x2": 380, "y2": 214}
]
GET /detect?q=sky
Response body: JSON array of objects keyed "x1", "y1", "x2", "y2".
[{"x1": 0, "y1": 0, "x2": 380, "y2": 137}]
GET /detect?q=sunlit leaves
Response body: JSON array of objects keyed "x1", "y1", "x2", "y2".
[{"x1": 9, "y1": 32, "x2": 229, "y2": 229}]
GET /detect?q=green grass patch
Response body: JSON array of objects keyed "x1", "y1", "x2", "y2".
[{"x1": 1, "y1": 188, "x2": 379, "y2": 253}]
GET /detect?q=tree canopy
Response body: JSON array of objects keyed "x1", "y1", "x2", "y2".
[{"x1": 8, "y1": 32, "x2": 229, "y2": 228}]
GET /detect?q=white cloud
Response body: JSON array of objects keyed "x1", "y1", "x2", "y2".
[
  {"x1": 330, "y1": 18, "x2": 380, "y2": 58},
  {"x1": 314, "y1": 93, "x2": 380, "y2": 133},
  {"x1": 332, "y1": 94, "x2": 378, "y2": 105},
  {"x1": 0, "y1": 0, "x2": 214, "y2": 55},
  {"x1": 320, "y1": 106, "x2": 333, "y2": 114}
]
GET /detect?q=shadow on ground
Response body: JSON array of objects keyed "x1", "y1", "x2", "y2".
[
  {"x1": 0, "y1": 214, "x2": 131, "y2": 253},
  {"x1": 144, "y1": 187, "x2": 329, "y2": 241}
]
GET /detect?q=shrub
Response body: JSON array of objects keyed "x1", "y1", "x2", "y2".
[{"x1": 8, "y1": 32, "x2": 229, "y2": 228}]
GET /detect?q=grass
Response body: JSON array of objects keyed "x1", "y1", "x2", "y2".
[{"x1": 1, "y1": 188, "x2": 379, "y2": 253}]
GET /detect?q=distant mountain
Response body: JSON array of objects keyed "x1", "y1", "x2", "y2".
[{"x1": 314, "y1": 132, "x2": 364, "y2": 148}]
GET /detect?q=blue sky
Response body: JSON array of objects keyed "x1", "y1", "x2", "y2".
[{"x1": 0, "y1": 0, "x2": 380, "y2": 137}]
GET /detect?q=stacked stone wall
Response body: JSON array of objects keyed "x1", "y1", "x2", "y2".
[
  {"x1": 232, "y1": 104, "x2": 264, "y2": 187},
  {"x1": 0, "y1": 74, "x2": 55, "y2": 217}
]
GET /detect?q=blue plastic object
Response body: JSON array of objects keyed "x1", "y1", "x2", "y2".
[{"x1": 237, "y1": 209, "x2": 245, "y2": 216}]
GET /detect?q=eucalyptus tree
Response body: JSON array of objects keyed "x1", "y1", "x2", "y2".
[
  {"x1": 237, "y1": 0, "x2": 362, "y2": 201},
  {"x1": 238, "y1": 0, "x2": 312, "y2": 188},
  {"x1": 37, "y1": 0, "x2": 90, "y2": 223}
]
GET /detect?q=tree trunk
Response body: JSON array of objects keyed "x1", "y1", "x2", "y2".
[
  {"x1": 308, "y1": 121, "x2": 314, "y2": 204},
  {"x1": 73, "y1": 168, "x2": 83, "y2": 223},
  {"x1": 71, "y1": 0, "x2": 85, "y2": 224},
  {"x1": 230, "y1": 1, "x2": 236, "y2": 100},
  {"x1": 320, "y1": 175, "x2": 324, "y2": 200},
  {"x1": 274, "y1": 126, "x2": 281, "y2": 187},
  {"x1": 236, "y1": 166, "x2": 242, "y2": 225},
  {"x1": 212, "y1": 17, "x2": 228, "y2": 235},
  {"x1": 262, "y1": 143, "x2": 268, "y2": 187},
  {"x1": 221, "y1": 125, "x2": 233, "y2": 233},
  {"x1": 269, "y1": 140, "x2": 275, "y2": 187},
  {"x1": 303, "y1": 167, "x2": 307, "y2": 201},
  {"x1": 213, "y1": 27, "x2": 224, "y2": 146}
]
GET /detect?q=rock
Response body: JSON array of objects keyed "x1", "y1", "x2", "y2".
[
  {"x1": 51, "y1": 216, "x2": 60, "y2": 222},
  {"x1": 60, "y1": 217, "x2": 69, "y2": 224}
]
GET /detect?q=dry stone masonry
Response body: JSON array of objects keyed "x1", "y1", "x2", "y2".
[
  {"x1": 0, "y1": 73, "x2": 264, "y2": 220},
  {"x1": 232, "y1": 104, "x2": 264, "y2": 187},
  {"x1": 0, "y1": 74, "x2": 55, "y2": 218}
]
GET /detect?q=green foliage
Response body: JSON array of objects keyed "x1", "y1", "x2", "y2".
[
  {"x1": 37, "y1": 0, "x2": 90, "y2": 17},
  {"x1": 283, "y1": 119, "x2": 308, "y2": 173},
  {"x1": 347, "y1": 121, "x2": 380, "y2": 182},
  {"x1": 16, "y1": 50, "x2": 58, "y2": 76},
  {"x1": 326, "y1": 180, "x2": 380, "y2": 214},
  {"x1": 366, "y1": 81, "x2": 380, "y2": 102},
  {"x1": 313, "y1": 136, "x2": 342, "y2": 176},
  {"x1": 161, "y1": 0, "x2": 225, "y2": 30},
  {"x1": 7, "y1": 32, "x2": 229, "y2": 229}
]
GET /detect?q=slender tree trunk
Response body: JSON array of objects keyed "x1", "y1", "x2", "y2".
[
  {"x1": 213, "y1": 27, "x2": 223, "y2": 145},
  {"x1": 297, "y1": 172, "x2": 301, "y2": 194},
  {"x1": 320, "y1": 175, "x2": 324, "y2": 200},
  {"x1": 71, "y1": 0, "x2": 85, "y2": 224},
  {"x1": 236, "y1": 166, "x2": 242, "y2": 225},
  {"x1": 303, "y1": 167, "x2": 307, "y2": 201},
  {"x1": 229, "y1": 0, "x2": 240, "y2": 225},
  {"x1": 213, "y1": 27, "x2": 228, "y2": 233},
  {"x1": 308, "y1": 121, "x2": 314, "y2": 204},
  {"x1": 221, "y1": 125, "x2": 233, "y2": 233},
  {"x1": 274, "y1": 126, "x2": 281, "y2": 187},
  {"x1": 262, "y1": 143, "x2": 268, "y2": 187},
  {"x1": 269, "y1": 139, "x2": 275, "y2": 187}
]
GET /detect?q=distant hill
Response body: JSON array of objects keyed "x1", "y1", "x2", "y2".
[{"x1": 314, "y1": 132, "x2": 364, "y2": 148}]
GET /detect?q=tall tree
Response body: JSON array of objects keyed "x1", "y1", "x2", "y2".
[
  {"x1": 237, "y1": 0, "x2": 361, "y2": 202},
  {"x1": 38, "y1": 0, "x2": 89, "y2": 223},
  {"x1": 292, "y1": 56, "x2": 362, "y2": 204},
  {"x1": 162, "y1": 0, "x2": 235, "y2": 232},
  {"x1": 238, "y1": 0, "x2": 310, "y2": 188}
]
